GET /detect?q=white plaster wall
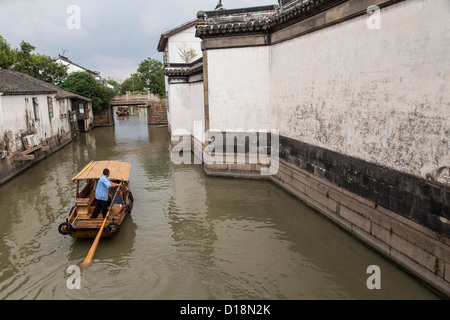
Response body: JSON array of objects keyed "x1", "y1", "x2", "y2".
[
  {"x1": 207, "y1": 46, "x2": 273, "y2": 132},
  {"x1": 58, "y1": 59, "x2": 85, "y2": 74},
  {"x1": 0, "y1": 95, "x2": 41, "y2": 153},
  {"x1": 169, "y1": 80, "x2": 204, "y2": 139},
  {"x1": 169, "y1": 83, "x2": 191, "y2": 136},
  {"x1": 190, "y1": 81, "x2": 205, "y2": 142},
  {"x1": 270, "y1": 0, "x2": 450, "y2": 183},
  {"x1": 168, "y1": 25, "x2": 202, "y2": 64},
  {"x1": 0, "y1": 94, "x2": 71, "y2": 153}
]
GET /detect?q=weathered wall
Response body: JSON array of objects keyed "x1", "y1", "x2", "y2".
[
  {"x1": 198, "y1": 0, "x2": 450, "y2": 296},
  {"x1": 147, "y1": 100, "x2": 169, "y2": 125},
  {"x1": 271, "y1": 0, "x2": 449, "y2": 185},
  {"x1": 0, "y1": 131, "x2": 72, "y2": 185},
  {"x1": 93, "y1": 108, "x2": 115, "y2": 127},
  {"x1": 0, "y1": 94, "x2": 71, "y2": 154}
]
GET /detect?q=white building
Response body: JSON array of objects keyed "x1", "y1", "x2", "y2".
[
  {"x1": 157, "y1": 19, "x2": 203, "y2": 151},
  {"x1": 0, "y1": 69, "x2": 92, "y2": 156},
  {"x1": 56, "y1": 55, "x2": 113, "y2": 89},
  {"x1": 159, "y1": 0, "x2": 450, "y2": 296}
]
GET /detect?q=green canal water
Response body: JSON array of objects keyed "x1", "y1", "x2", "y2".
[{"x1": 0, "y1": 106, "x2": 439, "y2": 299}]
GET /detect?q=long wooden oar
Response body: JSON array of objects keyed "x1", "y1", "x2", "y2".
[{"x1": 81, "y1": 182, "x2": 122, "y2": 269}]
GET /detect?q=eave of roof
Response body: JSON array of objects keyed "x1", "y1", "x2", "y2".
[
  {"x1": 57, "y1": 55, "x2": 100, "y2": 76},
  {"x1": 0, "y1": 69, "x2": 91, "y2": 102},
  {"x1": 195, "y1": 0, "x2": 345, "y2": 38},
  {"x1": 157, "y1": 19, "x2": 199, "y2": 52},
  {"x1": 164, "y1": 57, "x2": 203, "y2": 77}
]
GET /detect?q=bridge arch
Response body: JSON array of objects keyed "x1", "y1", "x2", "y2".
[{"x1": 110, "y1": 91, "x2": 168, "y2": 125}]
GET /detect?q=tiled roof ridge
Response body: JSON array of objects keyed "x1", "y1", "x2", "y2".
[
  {"x1": 0, "y1": 69, "x2": 91, "y2": 101},
  {"x1": 266, "y1": 0, "x2": 341, "y2": 29},
  {"x1": 196, "y1": 0, "x2": 341, "y2": 37},
  {"x1": 165, "y1": 59, "x2": 204, "y2": 77}
]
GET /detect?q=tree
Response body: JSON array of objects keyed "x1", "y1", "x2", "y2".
[
  {"x1": 0, "y1": 35, "x2": 17, "y2": 69},
  {"x1": 30, "y1": 53, "x2": 68, "y2": 85},
  {"x1": 106, "y1": 79, "x2": 121, "y2": 95},
  {"x1": 136, "y1": 58, "x2": 165, "y2": 97},
  {"x1": 12, "y1": 41, "x2": 68, "y2": 85},
  {"x1": 178, "y1": 43, "x2": 198, "y2": 63},
  {"x1": 59, "y1": 71, "x2": 115, "y2": 112},
  {"x1": 120, "y1": 73, "x2": 145, "y2": 94}
]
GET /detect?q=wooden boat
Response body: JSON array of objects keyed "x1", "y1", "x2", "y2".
[
  {"x1": 58, "y1": 160, "x2": 134, "y2": 239},
  {"x1": 116, "y1": 106, "x2": 129, "y2": 116}
]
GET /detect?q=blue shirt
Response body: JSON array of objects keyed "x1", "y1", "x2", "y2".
[{"x1": 95, "y1": 175, "x2": 112, "y2": 201}]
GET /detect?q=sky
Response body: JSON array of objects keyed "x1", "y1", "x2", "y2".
[{"x1": 0, "y1": 0, "x2": 277, "y2": 83}]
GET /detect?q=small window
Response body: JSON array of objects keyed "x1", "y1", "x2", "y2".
[
  {"x1": 32, "y1": 98, "x2": 39, "y2": 120},
  {"x1": 47, "y1": 97, "x2": 54, "y2": 118},
  {"x1": 79, "y1": 103, "x2": 84, "y2": 114}
]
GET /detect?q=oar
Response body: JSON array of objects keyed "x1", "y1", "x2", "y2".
[{"x1": 81, "y1": 182, "x2": 122, "y2": 269}]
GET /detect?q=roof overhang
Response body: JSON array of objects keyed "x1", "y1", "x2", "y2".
[
  {"x1": 72, "y1": 161, "x2": 131, "y2": 182},
  {"x1": 157, "y1": 19, "x2": 199, "y2": 52}
]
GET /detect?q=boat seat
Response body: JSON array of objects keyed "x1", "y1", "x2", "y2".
[{"x1": 76, "y1": 190, "x2": 96, "y2": 219}]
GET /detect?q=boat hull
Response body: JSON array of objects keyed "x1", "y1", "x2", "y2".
[{"x1": 69, "y1": 211, "x2": 128, "y2": 238}]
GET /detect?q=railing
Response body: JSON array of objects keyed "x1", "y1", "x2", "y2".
[{"x1": 110, "y1": 91, "x2": 162, "y2": 106}]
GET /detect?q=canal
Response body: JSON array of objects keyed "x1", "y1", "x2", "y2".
[{"x1": 0, "y1": 106, "x2": 439, "y2": 299}]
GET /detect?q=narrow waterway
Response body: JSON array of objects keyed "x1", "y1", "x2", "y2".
[{"x1": 0, "y1": 106, "x2": 439, "y2": 300}]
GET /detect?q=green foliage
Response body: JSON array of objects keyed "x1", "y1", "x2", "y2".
[
  {"x1": 106, "y1": 79, "x2": 121, "y2": 95},
  {"x1": 434, "y1": 257, "x2": 440, "y2": 274},
  {"x1": 118, "y1": 58, "x2": 165, "y2": 97},
  {"x1": 59, "y1": 71, "x2": 115, "y2": 112},
  {"x1": 0, "y1": 35, "x2": 17, "y2": 69},
  {"x1": 120, "y1": 73, "x2": 145, "y2": 94},
  {"x1": 136, "y1": 58, "x2": 165, "y2": 97},
  {"x1": 178, "y1": 43, "x2": 198, "y2": 63},
  {"x1": 8, "y1": 40, "x2": 68, "y2": 85}
]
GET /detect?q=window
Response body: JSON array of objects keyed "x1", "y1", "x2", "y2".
[
  {"x1": 47, "y1": 97, "x2": 54, "y2": 118},
  {"x1": 79, "y1": 103, "x2": 84, "y2": 114},
  {"x1": 32, "y1": 98, "x2": 39, "y2": 120}
]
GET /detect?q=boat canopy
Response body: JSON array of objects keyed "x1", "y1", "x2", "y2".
[{"x1": 72, "y1": 161, "x2": 131, "y2": 182}]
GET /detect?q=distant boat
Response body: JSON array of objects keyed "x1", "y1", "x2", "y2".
[
  {"x1": 58, "y1": 160, "x2": 134, "y2": 239},
  {"x1": 116, "y1": 106, "x2": 129, "y2": 116}
]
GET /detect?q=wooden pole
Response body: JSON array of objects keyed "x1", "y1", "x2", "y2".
[
  {"x1": 81, "y1": 182, "x2": 122, "y2": 269},
  {"x1": 72, "y1": 161, "x2": 94, "y2": 182}
]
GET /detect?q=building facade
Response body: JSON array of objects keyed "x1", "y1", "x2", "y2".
[
  {"x1": 159, "y1": 0, "x2": 450, "y2": 296},
  {"x1": 56, "y1": 55, "x2": 113, "y2": 89},
  {"x1": 158, "y1": 19, "x2": 204, "y2": 150},
  {"x1": 0, "y1": 69, "x2": 92, "y2": 183}
]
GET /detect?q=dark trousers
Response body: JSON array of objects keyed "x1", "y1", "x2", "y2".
[{"x1": 90, "y1": 199, "x2": 111, "y2": 219}]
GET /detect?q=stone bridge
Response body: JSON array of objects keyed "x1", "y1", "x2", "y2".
[{"x1": 109, "y1": 91, "x2": 168, "y2": 125}]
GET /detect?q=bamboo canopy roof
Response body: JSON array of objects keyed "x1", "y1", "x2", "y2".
[{"x1": 72, "y1": 161, "x2": 130, "y2": 182}]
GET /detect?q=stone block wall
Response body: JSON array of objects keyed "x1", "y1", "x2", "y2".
[
  {"x1": 147, "y1": 101, "x2": 168, "y2": 125},
  {"x1": 270, "y1": 156, "x2": 450, "y2": 297},
  {"x1": 279, "y1": 136, "x2": 450, "y2": 237}
]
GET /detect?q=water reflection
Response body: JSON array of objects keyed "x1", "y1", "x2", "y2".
[{"x1": 0, "y1": 106, "x2": 440, "y2": 300}]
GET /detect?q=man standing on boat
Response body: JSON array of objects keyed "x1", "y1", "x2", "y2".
[{"x1": 90, "y1": 169, "x2": 122, "y2": 219}]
